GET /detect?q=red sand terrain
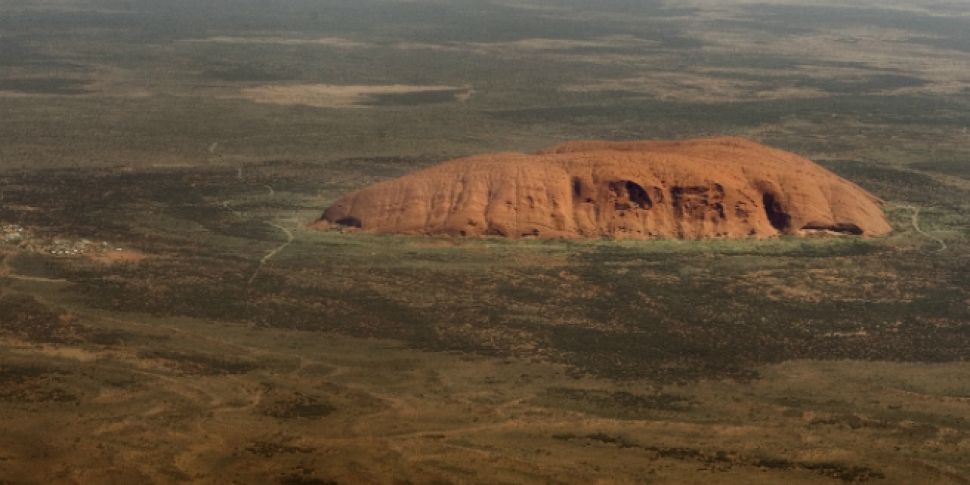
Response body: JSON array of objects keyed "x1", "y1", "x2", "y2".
[{"x1": 319, "y1": 137, "x2": 891, "y2": 239}]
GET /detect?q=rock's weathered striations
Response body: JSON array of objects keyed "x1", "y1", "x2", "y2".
[{"x1": 319, "y1": 137, "x2": 892, "y2": 239}]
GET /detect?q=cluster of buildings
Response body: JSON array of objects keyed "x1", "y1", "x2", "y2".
[
  {"x1": 1, "y1": 223, "x2": 124, "y2": 257},
  {"x1": 1, "y1": 223, "x2": 27, "y2": 244}
]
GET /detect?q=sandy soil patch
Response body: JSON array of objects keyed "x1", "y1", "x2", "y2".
[
  {"x1": 88, "y1": 249, "x2": 147, "y2": 265},
  {"x1": 240, "y1": 84, "x2": 468, "y2": 108},
  {"x1": 1, "y1": 204, "x2": 42, "y2": 212},
  {"x1": 472, "y1": 36, "x2": 660, "y2": 52},
  {"x1": 393, "y1": 35, "x2": 660, "y2": 58},
  {"x1": 680, "y1": 0, "x2": 970, "y2": 19},
  {"x1": 184, "y1": 36, "x2": 372, "y2": 49},
  {"x1": 20, "y1": 344, "x2": 107, "y2": 363},
  {"x1": 563, "y1": 71, "x2": 830, "y2": 103}
]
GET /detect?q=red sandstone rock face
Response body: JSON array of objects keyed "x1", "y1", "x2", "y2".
[{"x1": 319, "y1": 137, "x2": 892, "y2": 239}]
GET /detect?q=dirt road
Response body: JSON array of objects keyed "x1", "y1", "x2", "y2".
[
  {"x1": 247, "y1": 223, "x2": 294, "y2": 284},
  {"x1": 909, "y1": 206, "x2": 947, "y2": 252}
]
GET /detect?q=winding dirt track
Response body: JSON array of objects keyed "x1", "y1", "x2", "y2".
[
  {"x1": 909, "y1": 206, "x2": 947, "y2": 252},
  {"x1": 247, "y1": 223, "x2": 294, "y2": 284}
]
